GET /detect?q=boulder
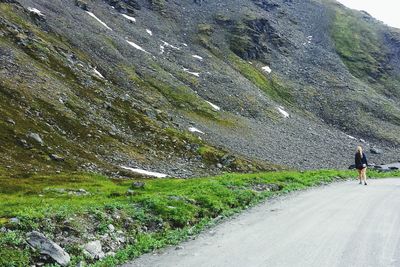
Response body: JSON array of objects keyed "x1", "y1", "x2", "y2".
[
  {"x1": 27, "y1": 231, "x2": 70, "y2": 267},
  {"x1": 27, "y1": 132, "x2": 44, "y2": 145}
]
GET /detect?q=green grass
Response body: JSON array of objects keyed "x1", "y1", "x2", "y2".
[{"x1": 1, "y1": 169, "x2": 399, "y2": 266}]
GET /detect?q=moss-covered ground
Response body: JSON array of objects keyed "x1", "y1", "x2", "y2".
[{"x1": 1, "y1": 169, "x2": 399, "y2": 266}]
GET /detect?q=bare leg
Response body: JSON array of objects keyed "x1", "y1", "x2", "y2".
[
  {"x1": 358, "y1": 169, "x2": 362, "y2": 184},
  {"x1": 363, "y1": 168, "x2": 367, "y2": 185}
]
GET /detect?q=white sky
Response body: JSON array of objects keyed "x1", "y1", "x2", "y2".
[{"x1": 337, "y1": 0, "x2": 400, "y2": 29}]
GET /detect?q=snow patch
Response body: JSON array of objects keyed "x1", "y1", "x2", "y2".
[
  {"x1": 183, "y1": 68, "x2": 200, "y2": 77},
  {"x1": 161, "y1": 40, "x2": 180, "y2": 50},
  {"x1": 146, "y1": 29, "x2": 153, "y2": 36},
  {"x1": 121, "y1": 14, "x2": 136, "y2": 22},
  {"x1": 182, "y1": 43, "x2": 188, "y2": 47},
  {"x1": 262, "y1": 66, "x2": 272, "y2": 73},
  {"x1": 277, "y1": 106, "x2": 289, "y2": 118},
  {"x1": 188, "y1": 127, "x2": 204, "y2": 134},
  {"x1": 192, "y1": 55, "x2": 203, "y2": 60},
  {"x1": 206, "y1": 101, "x2": 220, "y2": 111},
  {"x1": 28, "y1": 7, "x2": 44, "y2": 17},
  {"x1": 120, "y1": 166, "x2": 167, "y2": 178},
  {"x1": 126, "y1": 40, "x2": 148, "y2": 53},
  {"x1": 92, "y1": 68, "x2": 105, "y2": 79},
  {"x1": 86, "y1": 11, "x2": 112, "y2": 30},
  {"x1": 347, "y1": 135, "x2": 357, "y2": 140}
]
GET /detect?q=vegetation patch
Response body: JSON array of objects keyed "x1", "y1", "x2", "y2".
[
  {"x1": 331, "y1": 7, "x2": 389, "y2": 82},
  {"x1": 1, "y1": 170, "x2": 399, "y2": 266},
  {"x1": 228, "y1": 54, "x2": 293, "y2": 104}
]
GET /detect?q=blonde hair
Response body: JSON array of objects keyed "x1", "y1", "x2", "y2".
[{"x1": 357, "y1": 146, "x2": 363, "y2": 157}]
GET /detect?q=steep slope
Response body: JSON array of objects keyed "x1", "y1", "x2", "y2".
[{"x1": 1, "y1": 0, "x2": 399, "y2": 176}]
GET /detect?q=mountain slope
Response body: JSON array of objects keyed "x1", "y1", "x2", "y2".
[{"x1": 1, "y1": 0, "x2": 400, "y2": 176}]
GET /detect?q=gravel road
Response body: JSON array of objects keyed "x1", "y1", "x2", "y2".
[{"x1": 124, "y1": 178, "x2": 400, "y2": 267}]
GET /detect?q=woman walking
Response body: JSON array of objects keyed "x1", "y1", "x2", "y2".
[{"x1": 355, "y1": 146, "x2": 368, "y2": 185}]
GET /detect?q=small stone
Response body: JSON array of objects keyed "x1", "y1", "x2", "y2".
[
  {"x1": 175, "y1": 246, "x2": 184, "y2": 250},
  {"x1": 116, "y1": 236, "x2": 125, "y2": 243},
  {"x1": 6, "y1": 118, "x2": 15, "y2": 125},
  {"x1": 107, "y1": 224, "x2": 115, "y2": 232},
  {"x1": 49, "y1": 154, "x2": 65, "y2": 161},
  {"x1": 104, "y1": 102, "x2": 112, "y2": 110},
  {"x1": 10, "y1": 217, "x2": 20, "y2": 224},
  {"x1": 83, "y1": 240, "x2": 105, "y2": 260},
  {"x1": 75, "y1": 0, "x2": 89, "y2": 10},
  {"x1": 19, "y1": 139, "x2": 29, "y2": 148},
  {"x1": 216, "y1": 163, "x2": 223, "y2": 168},
  {"x1": 126, "y1": 189, "x2": 136, "y2": 196},
  {"x1": 131, "y1": 182, "x2": 145, "y2": 189}
]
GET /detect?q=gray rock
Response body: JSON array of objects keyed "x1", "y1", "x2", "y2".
[
  {"x1": 10, "y1": 217, "x2": 20, "y2": 224},
  {"x1": 131, "y1": 181, "x2": 145, "y2": 189},
  {"x1": 126, "y1": 189, "x2": 136, "y2": 196},
  {"x1": 75, "y1": 0, "x2": 89, "y2": 10},
  {"x1": 19, "y1": 139, "x2": 29, "y2": 148},
  {"x1": 49, "y1": 154, "x2": 65, "y2": 161},
  {"x1": 27, "y1": 231, "x2": 70, "y2": 267},
  {"x1": 83, "y1": 240, "x2": 105, "y2": 259},
  {"x1": 6, "y1": 118, "x2": 15, "y2": 125},
  {"x1": 216, "y1": 163, "x2": 223, "y2": 168},
  {"x1": 27, "y1": 132, "x2": 44, "y2": 145},
  {"x1": 370, "y1": 147, "x2": 382, "y2": 154},
  {"x1": 108, "y1": 224, "x2": 115, "y2": 232}
]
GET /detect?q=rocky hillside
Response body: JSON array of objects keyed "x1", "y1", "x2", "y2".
[{"x1": 1, "y1": 0, "x2": 400, "y2": 177}]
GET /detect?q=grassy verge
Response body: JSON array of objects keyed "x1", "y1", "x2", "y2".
[{"x1": 1, "y1": 169, "x2": 399, "y2": 266}]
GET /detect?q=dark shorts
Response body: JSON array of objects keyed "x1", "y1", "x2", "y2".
[{"x1": 356, "y1": 166, "x2": 366, "y2": 170}]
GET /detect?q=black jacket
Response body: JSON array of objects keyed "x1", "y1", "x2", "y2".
[{"x1": 355, "y1": 152, "x2": 368, "y2": 168}]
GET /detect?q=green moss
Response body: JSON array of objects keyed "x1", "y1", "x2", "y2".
[
  {"x1": 331, "y1": 7, "x2": 388, "y2": 82},
  {"x1": 144, "y1": 76, "x2": 217, "y2": 119},
  {"x1": 198, "y1": 24, "x2": 214, "y2": 35},
  {"x1": 215, "y1": 13, "x2": 232, "y2": 24},
  {"x1": 198, "y1": 145, "x2": 224, "y2": 164},
  {"x1": 197, "y1": 24, "x2": 215, "y2": 48}
]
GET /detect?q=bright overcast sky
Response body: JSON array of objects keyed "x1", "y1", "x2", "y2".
[{"x1": 336, "y1": 0, "x2": 400, "y2": 29}]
